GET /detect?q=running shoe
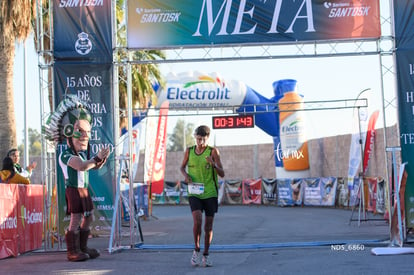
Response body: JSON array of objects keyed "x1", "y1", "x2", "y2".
[
  {"x1": 191, "y1": 250, "x2": 201, "y2": 266},
  {"x1": 202, "y1": 255, "x2": 212, "y2": 267}
]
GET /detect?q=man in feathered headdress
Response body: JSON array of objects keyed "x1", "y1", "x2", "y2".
[{"x1": 43, "y1": 95, "x2": 110, "y2": 262}]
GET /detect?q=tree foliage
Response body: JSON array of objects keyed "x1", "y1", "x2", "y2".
[
  {"x1": 0, "y1": 0, "x2": 35, "y2": 157},
  {"x1": 168, "y1": 120, "x2": 195, "y2": 152},
  {"x1": 115, "y1": 0, "x2": 165, "y2": 129},
  {"x1": 18, "y1": 128, "x2": 41, "y2": 157}
]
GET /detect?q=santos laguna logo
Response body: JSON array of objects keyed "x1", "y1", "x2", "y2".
[
  {"x1": 20, "y1": 205, "x2": 42, "y2": 228},
  {"x1": 75, "y1": 32, "x2": 93, "y2": 55}
]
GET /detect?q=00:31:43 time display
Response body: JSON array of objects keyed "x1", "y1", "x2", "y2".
[{"x1": 212, "y1": 115, "x2": 255, "y2": 129}]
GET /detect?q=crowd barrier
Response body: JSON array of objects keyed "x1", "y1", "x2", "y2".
[
  {"x1": 121, "y1": 177, "x2": 387, "y2": 220},
  {"x1": 0, "y1": 184, "x2": 43, "y2": 259}
]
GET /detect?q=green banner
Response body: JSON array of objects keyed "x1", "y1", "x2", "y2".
[
  {"x1": 54, "y1": 62, "x2": 115, "y2": 235},
  {"x1": 128, "y1": 0, "x2": 380, "y2": 49},
  {"x1": 395, "y1": 0, "x2": 414, "y2": 228}
]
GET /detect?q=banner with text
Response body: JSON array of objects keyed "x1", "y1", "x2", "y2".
[
  {"x1": 128, "y1": 0, "x2": 380, "y2": 49},
  {"x1": 242, "y1": 178, "x2": 262, "y2": 205},
  {"x1": 262, "y1": 178, "x2": 278, "y2": 205},
  {"x1": 394, "y1": 0, "x2": 414, "y2": 228},
  {"x1": 0, "y1": 184, "x2": 18, "y2": 259},
  {"x1": 53, "y1": 0, "x2": 112, "y2": 62},
  {"x1": 54, "y1": 62, "x2": 115, "y2": 235},
  {"x1": 0, "y1": 184, "x2": 43, "y2": 259},
  {"x1": 223, "y1": 180, "x2": 242, "y2": 204},
  {"x1": 150, "y1": 101, "x2": 169, "y2": 195}
]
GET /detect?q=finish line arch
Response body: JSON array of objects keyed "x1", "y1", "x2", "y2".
[{"x1": 34, "y1": 1, "x2": 400, "y2": 252}]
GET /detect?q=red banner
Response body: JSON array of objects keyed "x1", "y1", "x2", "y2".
[
  {"x1": 151, "y1": 101, "x2": 169, "y2": 194},
  {"x1": 0, "y1": 184, "x2": 43, "y2": 259},
  {"x1": 242, "y1": 179, "x2": 262, "y2": 205},
  {"x1": 0, "y1": 185, "x2": 18, "y2": 259},
  {"x1": 363, "y1": 110, "x2": 379, "y2": 175},
  {"x1": 17, "y1": 185, "x2": 43, "y2": 253}
]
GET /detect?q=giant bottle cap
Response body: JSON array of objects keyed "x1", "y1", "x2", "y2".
[{"x1": 272, "y1": 79, "x2": 297, "y2": 98}]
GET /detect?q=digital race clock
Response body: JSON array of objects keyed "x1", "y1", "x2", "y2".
[{"x1": 212, "y1": 115, "x2": 255, "y2": 129}]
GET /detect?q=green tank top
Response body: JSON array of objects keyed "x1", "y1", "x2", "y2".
[{"x1": 187, "y1": 145, "x2": 218, "y2": 199}]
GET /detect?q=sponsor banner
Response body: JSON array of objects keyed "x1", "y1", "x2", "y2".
[
  {"x1": 144, "y1": 108, "x2": 157, "y2": 184},
  {"x1": 395, "y1": 49, "x2": 414, "y2": 228},
  {"x1": 121, "y1": 182, "x2": 149, "y2": 220},
  {"x1": 390, "y1": 165, "x2": 407, "y2": 247},
  {"x1": 0, "y1": 184, "x2": 18, "y2": 259},
  {"x1": 242, "y1": 178, "x2": 262, "y2": 205},
  {"x1": 156, "y1": 71, "x2": 247, "y2": 109},
  {"x1": 17, "y1": 185, "x2": 43, "y2": 253},
  {"x1": 152, "y1": 192, "x2": 165, "y2": 205},
  {"x1": 180, "y1": 181, "x2": 189, "y2": 204},
  {"x1": 164, "y1": 181, "x2": 180, "y2": 204},
  {"x1": 336, "y1": 177, "x2": 349, "y2": 208},
  {"x1": 365, "y1": 177, "x2": 377, "y2": 213},
  {"x1": 303, "y1": 178, "x2": 322, "y2": 206},
  {"x1": 223, "y1": 180, "x2": 242, "y2": 204},
  {"x1": 320, "y1": 177, "x2": 337, "y2": 206},
  {"x1": 376, "y1": 178, "x2": 386, "y2": 214},
  {"x1": 53, "y1": 0, "x2": 112, "y2": 61},
  {"x1": 128, "y1": 0, "x2": 380, "y2": 49},
  {"x1": 262, "y1": 178, "x2": 278, "y2": 205},
  {"x1": 394, "y1": 0, "x2": 414, "y2": 229},
  {"x1": 347, "y1": 89, "x2": 371, "y2": 187},
  {"x1": 151, "y1": 101, "x2": 169, "y2": 194},
  {"x1": 277, "y1": 178, "x2": 303, "y2": 206},
  {"x1": 348, "y1": 177, "x2": 361, "y2": 207},
  {"x1": 120, "y1": 119, "x2": 144, "y2": 180},
  {"x1": 54, "y1": 62, "x2": 115, "y2": 235},
  {"x1": 363, "y1": 110, "x2": 379, "y2": 175},
  {"x1": 0, "y1": 185, "x2": 43, "y2": 259},
  {"x1": 394, "y1": 0, "x2": 414, "y2": 50}
]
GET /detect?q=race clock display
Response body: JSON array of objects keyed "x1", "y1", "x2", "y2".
[{"x1": 212, "y1": 115, "x2": 255, "y2": 129}]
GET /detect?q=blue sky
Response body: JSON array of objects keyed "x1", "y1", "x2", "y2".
[
  {"x1": 13, "y1": 40, "x2": 394, "y2": 147},
  {"x1": 14, "y1": 36, "x2": 41, "y2": 145},
  {"x1": 13, "y1": 0, "x2": 395, "y2": 147}
]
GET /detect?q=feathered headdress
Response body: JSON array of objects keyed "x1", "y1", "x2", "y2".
[{"x1": 42, "y1": 94, "x2": 92, "y2": 143}]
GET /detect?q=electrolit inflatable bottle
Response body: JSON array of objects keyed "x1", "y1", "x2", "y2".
[{"x1": 278, "y1": 91, "x2": 309, "y2": 171}]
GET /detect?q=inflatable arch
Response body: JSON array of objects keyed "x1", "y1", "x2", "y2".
[{"x1": 154, "y1": 71, "x2": 310, "y2": 178}]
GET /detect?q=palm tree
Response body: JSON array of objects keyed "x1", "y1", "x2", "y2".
[{"x1": 0, "y1": 1, "x2": 35, "y2": 157}]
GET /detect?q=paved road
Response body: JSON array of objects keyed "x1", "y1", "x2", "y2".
[{"x1": 2, "y1": 205, "x2": 413, "y2": 275}]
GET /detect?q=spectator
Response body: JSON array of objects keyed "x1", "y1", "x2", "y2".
[
  {"x1": 7, "y1": 148, "x2": 37, "y2": 178},
  {"x1": 0, "y1": 156, "x2": 30, "y2": 184}
]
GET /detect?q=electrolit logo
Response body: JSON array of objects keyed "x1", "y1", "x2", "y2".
[
  {"x1": 183, "y1": 75, "x2": 225, "y2": 88},
  {"x1": 164, "y1": 75, "x2": 233, "y2": 107},
  {"x1": 281, "y1": 120, "x2": 303, "y2": 135},
  {"x1": 166, "y1": 87, "x2": 231, "y2": 101},
  {"x1": 166, "y1": 75, "x2": 229, "y2": 101},
  {"x1": 157, "y1": 72, "x2": 247, "y2": 108}
]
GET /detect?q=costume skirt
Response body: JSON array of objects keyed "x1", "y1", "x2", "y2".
[{"x1": 65, "y1": 187, "x2": 94, "y2": 215}]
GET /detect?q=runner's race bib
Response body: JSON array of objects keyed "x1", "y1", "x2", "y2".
[{"x1": 188, "y1": 183, "x2": 204, "y2": 195}]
